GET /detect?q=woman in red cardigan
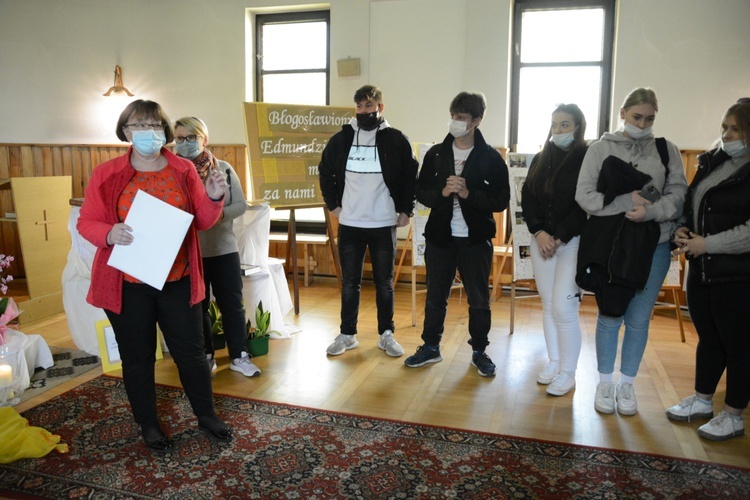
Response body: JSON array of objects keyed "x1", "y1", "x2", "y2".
[{"x1": 78, "y1": 100, "x2": 231, "y2": 452}]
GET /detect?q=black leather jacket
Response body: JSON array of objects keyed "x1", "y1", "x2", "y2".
[
  {"x1": 685, "y1": 148, "x2": 750, "y2": 284},
  {"x1": 416, "y1": 129, "x2": 509, "y2": 246}
]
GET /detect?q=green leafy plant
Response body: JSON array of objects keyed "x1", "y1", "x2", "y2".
[
  {"x1": 247, "y1": 301, "x2": 271, "y2": 339},
  {"x1": 208, "y1": 300, "x2": 224, "y2": 337}
]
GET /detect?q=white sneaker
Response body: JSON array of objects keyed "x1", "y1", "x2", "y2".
[
  {"x1": 616, "y1": 383, "x2": 637, "y2": 416},
  {"x1": 697, "y1": 411, "x2": 745, "y2": 441},
  {"x1": 207, "y1": 354, "x2": 217, "y2": 378},
  {"x1": 326, "y1": 334, "x2": 359, "y2": 356},
  {"x1": 230, "y1": 352, "x2": 261, "y2": 377},
  {"x1": 595, "y1": 382, "x2": 615, "y2": 414},
  {"x1": 546, "y1": 373, "x2": 575, "y2": 396},
  {"x1": 666, "y1": 395, "x2": 713, "y2": 422},
  {"x1": 377, "y1": 330, "x2": 404, "y2": 357},
  {"x1": 537, "y1": 362, "x2": 560, "y2": 385}
]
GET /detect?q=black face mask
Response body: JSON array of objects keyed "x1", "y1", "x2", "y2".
[{"x1": 356, "y1": 112, "x2": 380, "y2": 130}]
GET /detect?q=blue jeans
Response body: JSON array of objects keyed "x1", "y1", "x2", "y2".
[
  {"x1": 595, "y1": 242, "x2": 671, "y2": 377},
  {"x1": 338, "y1": 224, "x2": 396, "y2": 335},
  {"x1": 421, "y1": 237, "x2": 493, "y2": 351}
]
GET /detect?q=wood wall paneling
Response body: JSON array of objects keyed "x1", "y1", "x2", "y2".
[
  {"x1": 0, "y1": 144, "x2": 248, "y2": 281},
  {"x1": 0, "y1": 144, "x2": 704, "y2": 288}
]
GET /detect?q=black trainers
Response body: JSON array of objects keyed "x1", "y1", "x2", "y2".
[
  {"x1": 404, "y1": 345, "x2": 443, "y2": 368},
  {"x1": 471, "y1": 351, "x2": 496, "y2": 377}
]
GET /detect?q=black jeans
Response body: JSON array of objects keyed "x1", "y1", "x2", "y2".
[
  {"x1": 202, "y1": 252, "x2": 247, "y2": 360},
  {"x1": 338, "y1": 224, "x2": 396, "y2": 335},
  {"x1": 422, "y1": 237, "x2": 493, "y2": 352},
  {"x1": 687, "y1": 270, "x2": 750, "y2": 410},
  {"x1": 105, "y1": 278, "x2": 215, "y2": 428}
]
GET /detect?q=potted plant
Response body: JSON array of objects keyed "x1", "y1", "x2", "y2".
[
  {"x1": 208, "y1": 300, "x2": 226, "y2": 350},
  {"x1": 246, "y1": 301, "x2": 271, "y2": 357}
]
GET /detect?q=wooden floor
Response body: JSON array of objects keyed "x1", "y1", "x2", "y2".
[{"x1": 14, "y1": 278, "x2": 749, "y2": 470}]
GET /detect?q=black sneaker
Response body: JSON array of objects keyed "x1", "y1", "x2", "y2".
[
  {"x1": 471, "y1": 351, "x2": 496, "y2": 377},
  {"x1": 404, "y1": 345, "x2": 443, "y2": 368}
]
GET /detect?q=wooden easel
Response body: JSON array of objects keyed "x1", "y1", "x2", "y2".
[
  {"x1": 397, "y1": 224, "x2": 463, "y2": 327},
  {"x1": 282, "y1": 204, "x2": 341, "y2": 314}
]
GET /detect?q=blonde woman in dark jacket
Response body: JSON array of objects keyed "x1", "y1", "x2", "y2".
[{"x1": 666, "y1": 101, "x2": 750, "y2": 441}]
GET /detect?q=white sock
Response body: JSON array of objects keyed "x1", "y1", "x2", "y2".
[
  {"x1": 619, "y1": 374, "x2": 634, "y2": 385},
  {"x1": 695, "y1": 395, "x2": 712, "y2": 406},
  {"x1": 599, "y1": 372, "x2": 613, "y2": 384}
]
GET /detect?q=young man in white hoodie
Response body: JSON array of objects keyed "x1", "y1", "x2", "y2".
[{"x1": 319, "y1": 85, "x2": 418, "y2": 357}]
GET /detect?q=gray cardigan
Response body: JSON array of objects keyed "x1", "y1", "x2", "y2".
[{"x1": 198, "y1": 159, "x2": 247, "y2": 258}]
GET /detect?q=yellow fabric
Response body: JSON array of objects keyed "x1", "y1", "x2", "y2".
[{"x1": 0, "y1": 406, "x2": 68, "y2": 463}]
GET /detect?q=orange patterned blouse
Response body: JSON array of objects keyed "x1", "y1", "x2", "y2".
[{"x1": 117, "y1": 166, "x2": 190, "y2": 284}]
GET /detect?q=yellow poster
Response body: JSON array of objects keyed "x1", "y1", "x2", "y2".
[{"x1": 243, "y1": 102, "x2": 354, "y2": 208}]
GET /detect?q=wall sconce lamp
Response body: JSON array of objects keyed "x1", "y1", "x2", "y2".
[{"x1": 103, "y1": 65, "x2": 134, "y2": 96}]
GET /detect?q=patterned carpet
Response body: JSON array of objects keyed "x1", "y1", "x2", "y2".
[
  {"x1": 18, "y1": 347, "x2": 100, "y2": 403},
  {"x1": 1, "y1": 375, "x2": 748, "y2": 499}
]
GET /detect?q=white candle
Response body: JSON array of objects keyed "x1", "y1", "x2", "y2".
[{"x1": 0, "y1": 364, "x2": 12, "y2": 387}]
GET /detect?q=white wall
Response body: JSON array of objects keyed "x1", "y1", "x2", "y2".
[
  {"x1": 0, "y1": 0, "x2": 748, "y2": 150},
  {"x1": 612, "y1": 0, "x2": 750, "y2": 148}
]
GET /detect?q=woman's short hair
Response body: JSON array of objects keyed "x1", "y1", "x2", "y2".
[
  {"x1": 621, "y1": 88, "x2": 659, "y2": 112},
  {"x1": 725, "y1": 102, "x2": 750, "y2": 138},
  {"x1": 354, "y1": 85, "x2": 383, "y2": 104},
  {"x1": 174, "y1": 116, "x2": 209, "y2": 138},
  {"x1": 450, "y1": 92, "x2": 487, "y2": 120},
  {"x1": 115, "y1": 100, "x2": 174, "y2": 143}
]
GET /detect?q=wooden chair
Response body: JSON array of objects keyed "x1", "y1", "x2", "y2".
[
  {"x1": 491, "y1": 234, "x2": 514, "y2": 301},
  {"x1": 652, "y1": 254, "x2": 686, "y2": 342}
]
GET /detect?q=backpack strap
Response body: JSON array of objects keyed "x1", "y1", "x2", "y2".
[{"x1": 655, "y1": 137, "x2": 669, "y2": 172}]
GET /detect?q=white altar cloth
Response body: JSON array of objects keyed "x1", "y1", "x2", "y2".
[
  {"x1": 2, "y1": 329, "x2": 54, "y2": 392},
  {"x1": 233, "y1": 204, "x2": 295, "y2": 338}
]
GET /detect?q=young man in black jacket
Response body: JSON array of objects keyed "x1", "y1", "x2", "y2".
[
  {"x1": 405, "y1": 92, "x2": 509, "y2": 376},
  {"x1": 319, "y1": 85, "x2": 418, "y2": 358}
]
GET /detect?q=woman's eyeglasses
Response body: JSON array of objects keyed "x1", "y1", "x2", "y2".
[
  {"x1": 174, "y1": 135, "x2": 198, "y2": 144},
  {"x1": 125, "y1": 122, "x2": 164, "y2": 131}
]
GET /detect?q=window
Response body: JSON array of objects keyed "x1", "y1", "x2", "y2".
[
  {"x1": 510, "y1": 0, "x2": 615, "y2": 152},
  {"x1": 255, "y1": 10, "x2": 330, "y2": 228},
  {"x1": 255, "y1": 11, "x2": 330, "y2": 105}
]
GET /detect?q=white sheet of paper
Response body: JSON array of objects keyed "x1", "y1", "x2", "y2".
[{"x1": 108, "y1": 189, "x2": 194, "y2": 290}]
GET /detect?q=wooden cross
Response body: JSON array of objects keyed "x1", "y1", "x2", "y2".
[{"x1": 34, "y1": 209, "x2": 56, "y2": 241}]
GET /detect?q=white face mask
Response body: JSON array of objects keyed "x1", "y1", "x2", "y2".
[
  {"x1": 722, "y1": 139, "x2": 750, "y2": 158},
  {"x1": 623, "y1": 122, "x2": 653, "y2": 140},
  {"x1": 550, "y1": 131, "x2": 576, "y2": 150},
  {"x1": 449, "y1": 119, "x2": 471, "y2": 138}
]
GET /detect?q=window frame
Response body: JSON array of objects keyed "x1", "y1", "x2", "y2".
[
  {"x1": 509, "y1": 0, "x2": 616, "y2": 151},
  {"x1": 254, "y1": 10, "x2": 331, "y2": 104}
]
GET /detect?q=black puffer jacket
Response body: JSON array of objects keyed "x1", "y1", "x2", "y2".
[
  {"x1": 416, "y1": 129, "x2": 509, "y2": 246},
  {"x1": 685, "y1": 148, "x2": 750, "y2": 284}
]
